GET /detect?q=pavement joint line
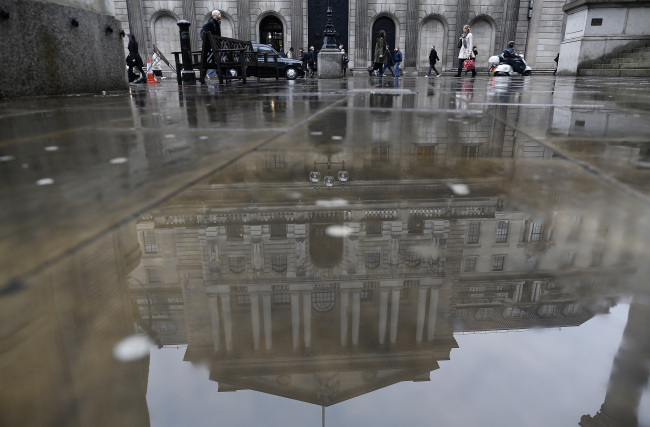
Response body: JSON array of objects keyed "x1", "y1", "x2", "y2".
[
  {"x1": 335, "y1": 107, "x2": 484, "y2": 114},
  {"x1": 1, "y1": 92, "x2": 356, "y2": 289}
]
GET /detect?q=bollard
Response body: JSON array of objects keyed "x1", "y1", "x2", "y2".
[{"x1": 177, "y1": 20, "x2": 196, "y2": 85}]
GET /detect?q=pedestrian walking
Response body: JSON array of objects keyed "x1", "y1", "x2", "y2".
[
  {"x1": 126, "y1": 34, "x2": 146, "y2": 83},
  {"x1": 370, "y1": 30, "x2": 388, "y2": 76},
  {"x1": 393, "y1": 46, "x2": 403, "y2": 77},
  {"x1": 341, "y1": 48, "x2": 349, "y2": 77},
  {"x1": 200, "y1": 10, "x2": 221, "y2": 78},
  {"x1": 425, "y1": 45, "x2": 441, "y2": 77},
  {"x1": 454, "y1": 24, "x2": 475, "y2": 77},
  {"x1": 383, "y1": 44, "x2": 396, "y2": 76},
  {"x1": 308, "y1": 46, "x2": 316, "y2": 77}
]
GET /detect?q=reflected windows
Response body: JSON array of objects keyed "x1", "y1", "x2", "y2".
[
  {"x1": 229, "y1": 256, "x2": 246, "y2": 274},
  {"x1": 590, "y1": 250, "x2": 603, "y2": 267},
  {"x1": 266, "y1": 150, "x2": 285, "y2": 169},
  {"x1": 462, "y1": 145, "x2": 478, "y2": 159},
  {"x1": 491, "y1": 255, "x2": 505, "y2": 271},
  {"x1": 476, "y1": 307, "x2": 493, "y2": 320},
  {"x1": 270, "y1": 223, "x2": 287, "y2": 238},
  {"x1": 416, "y1": 146, "x2": 435, "y2": 166},
  {"x1": 564, "y1": 303, "x2": 581, "y2": 315},
  {"x1": 366, "y1": 221, "x2": 382, "y2": 236},
  {"x1": 312, "y1": 292, "x2": 335, "y2": 312},
  {"x1": 365, "y1": 251, "x2": 381, "y2": 269},
  {"x1": 526, "y1": 256, "x2": 538, "y2": 272},
  {"x1": 227, "y1": 225, "x2": 244, "y2": 239},
  {"x1": 147, "y1": 268, "x2": 161, "y2": 284},
  {"x1": 467, "y1": 221, "x2": 480, "y2": 244},
  {"x1": 495, "y1": 221, "x2": 508, "y2": 243},
  {"x1": 273, "y1": 292, "x2": 290, "y2": 305},
  {"x1": 362, "y1": 281, "x2": 377, "y2": 301},
  {"x1": 504, "y1": 307, "x2": 526, "y2": 318},
  {"x1": 464, "y1": 256, "x2": 477, "y2": 272},
  {"x1": 371, "y1": 147, "x2": 390, "y2": 166},
  {"x1": 408, "y1": 217, "x2": 424, "y2": 234},
  {"x1": 237, "y1": 294, "x2": 251, "y2": 305},
  {"x1": 405, "y1": 250, "x2": 420, "y2": 268},
  {"x1": 271, "y1": 254, "x2": 288, "y2": 273},
  {"x1": 143, "y1": 230, "x2": 158, "y2": 253},
  {"x1": 530, "y1": 221, "x2": 544, "y2": 242},
  {"x1": 540, "y1": 304, "x2": 556, "y2": 316}
]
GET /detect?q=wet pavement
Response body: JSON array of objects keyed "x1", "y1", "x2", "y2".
[{"x1": 1, "y1": 75, "x2": 650, "y2": 426}]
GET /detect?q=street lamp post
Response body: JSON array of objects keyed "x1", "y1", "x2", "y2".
[{"x1": 309, "y1": 155, "x2": 349, "y2": 188}]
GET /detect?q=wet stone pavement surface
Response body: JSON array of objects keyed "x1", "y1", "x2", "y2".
[{"x1": 1, "y1": 75, "x2": 650, "y2": 426}]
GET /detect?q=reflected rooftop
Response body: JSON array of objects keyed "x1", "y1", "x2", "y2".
[{"x1": 1, "y1": 76, "x2": 650, "y2": 426}]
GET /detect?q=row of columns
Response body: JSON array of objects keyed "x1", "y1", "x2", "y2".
[{"x1": 207, "y1": 287, "x2": 440, "y2": 354}]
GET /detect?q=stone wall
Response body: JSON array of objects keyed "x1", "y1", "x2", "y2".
[{"x1": 0, "y1": 0, "x2": 127, "y2": 98}]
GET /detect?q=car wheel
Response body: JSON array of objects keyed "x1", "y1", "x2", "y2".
[
  {"x1": 522, "y1": 70, "x2": 532, "y2": 76},
  {"x1": 285, "y1": 67, "x2": 298, "y2": 80}
]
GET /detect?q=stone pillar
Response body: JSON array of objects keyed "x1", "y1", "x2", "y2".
[
  {"x1": 340, "y1": 290, "x2": 350, "y2": 346},
  {"x1": 220, "y1": 294, "x2": 233, "y2": 352},
  {"x1": 263, "y1": 293, "x2": 272, "y2": 351},
  {"x1": 427, "y1": 289, "x2": 439, "y2": 342},
  {"x1": 126, "y1": 0, "x2": 147, "y2": 59},
  {"x1": 208, "y1": 296, "x2": 221, "y2": 352},
  {"x1": 238, "y1": 0, "x2": 250, "y2": 40},
  {"x1": 404, "y1": 0, "x2": 419, "y2": 67},
  {"x1": 390, "y1": 289, "x2": 401, "y2": 345},
  {"x1": 456, "y1": 0, "x2": 470, "y2": 67},
  {"x1": 416, "y1": 288, "x2": 428, "y2": 344},
  {"x1": 378, "y1": 289, "x2": 389, "y2": 345},
  {"x1": 355, "y1": 0, "x2": 368, "y2": 67},
  {"x1": 291, "y1": 0, "x2": 303, "y2": 50},
  {"x1": 501, "y1": 0, "x2": 521, "y2": 52},
  {"x1": 291, "y1": 292, "x2": 300, "y2": 350},
  {"x1": 351, "y1": 291, "x2": 360, "y2": 346},
  {"x1": 182, "y1": 0, "x2": 197, "y2": 49},
  {"x1": 303, "y1": 292, "x2": 312, "y2": 348},
  {"x1": 250, "y1": 293, "x2": 261, "y2": 351}
]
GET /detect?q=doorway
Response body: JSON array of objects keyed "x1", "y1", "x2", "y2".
[{"x1": 259, "y1": 15, "x2": 284, "y2": 53}]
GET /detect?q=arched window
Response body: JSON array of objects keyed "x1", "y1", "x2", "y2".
[
  {"x1": 259, "y1": 15, "x2": 284, "y2": 52},
  {"x1": 470, "y1": 18, "x2": 495, "y2": 69},
  {"x1": 372, "y1": 16, "x2": 396, "y2": 57},
  {"x1": 312, "y1": 292, "x2": 335, "y2": 312},
  {"x1": 153, "y1": 14, "x2": 181, "y2": 59},
  {"x1": 419, "y1": 17, "x2": 445, "y2": 70}
]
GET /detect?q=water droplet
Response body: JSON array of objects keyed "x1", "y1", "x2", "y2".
[
  {"x1": 44, "y1": 146, "x2": 59, "y2": 152},
  {"x1": 199, "y1": 136, "x2": 208, "y2": 140},
  {"x1": 0, "y1": 155, "x2": 15, "y2": 162},
  {"x1": 331, "y1": 136, "x2": 343, "y2": 140},
  {"x1": 310, "y1": 131, "x2": 323, "y2": 136},
  {"x1": 164, "y1": 134, "x2": 175, "y2": 138},
  {"x1": 110, "y1": 157, "x2": 128, "y2": 164},
  {"x1": 36, "y1": 178, "x2": 54, "y2": 186},
  {"x1": 112, "y1": 335, "x2": 153, "y2": 362},
  {"x1": 326, "y1": 225, "x2": 351, "y2": 237}
]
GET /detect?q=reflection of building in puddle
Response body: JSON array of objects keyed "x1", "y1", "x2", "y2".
[{"x1": 129, "y1": 160, "x2": 633, "y2": 406}]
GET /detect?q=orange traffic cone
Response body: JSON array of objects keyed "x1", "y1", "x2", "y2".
[{"x1": 146, "y1": 56, "x2": 158, "y2": 84}]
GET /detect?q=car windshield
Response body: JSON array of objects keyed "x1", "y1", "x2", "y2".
[{"x1": 254, "y1": 45, "x2": 276, "y2": 55}]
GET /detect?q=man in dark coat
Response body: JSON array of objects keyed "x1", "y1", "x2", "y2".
[
  {"x1": 307, "y1": 46, "x2": 316, "y2": 77},
  {"x1": 201, "y1": 10, "x2": 221, "y2": 40},
  {"x1": 426, "y1": 45, "x2": 441, "y2": 77}
]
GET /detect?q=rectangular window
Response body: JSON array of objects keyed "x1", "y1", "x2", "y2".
[
  {"x1": 146, "y1": 268, "x2": 162, "y2": 284},
  {"x1": 495, "y1": 221, "x2": 508, "y2": 243},
  {"x1": 540, "y1": 305, "x2": 556, "y2": 316},
  {"x1": 526, "y1": 256, "x2": 538, "y2": 272},
  {"x1": 591, "y1": 18, "x2": 603, "y2": 26},
  {"x1": 467, "y1": 221, "x2": 480, "y2": 244},
  {"x1": 273, "y1": 293, "x2": 290, "y2": 305},
  {"x1": 408, "y1": 217, "x2": 424, "y2": 234},
  {"x1": 271, "y1": 254, "x2": 288, "y2": 273},
  {"x1": 270, "y1": 223, "x2": 287, "y2": 238},
  {"x1": 266, "y1": 150, "x2": 285, "y2": 169},
  {"x1": 491, "y1": 255, "x2": 505, "y2": 271},
  {"x1": 227, "y1": 225, "x2": 244, "y2": 239},
  {"x1": 371, "y1": 147, "x2": 390, "y2": 166},
  {"x1": 365, "y1": 251, "x2": 381, "y2": 269},
  {"x1": 143, "y1": 230, "x2": 158, "y2": 253},
  {"x1": 416, "y1": 146, "x2": 435, "y2": 166},
  {"x1": 462, "y1": 146, "x2": 479, "y2": 159},
  {"x1": 464, "y1": 257, "x2": 477, "y2": 272},
  {"x1": 366, "y1": 221, "x2": 382, "y2": 235},
  {"x1": 530, "y1": 222, "x2": 544, "y2": 243}
]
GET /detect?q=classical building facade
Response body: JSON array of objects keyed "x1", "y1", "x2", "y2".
[{"x1": 114, "y1": 0, "x2": 566, "y2": 74}]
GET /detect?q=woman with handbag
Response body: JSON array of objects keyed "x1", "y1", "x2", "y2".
[{"x1": 454, "y1": 25, "x2": 475, "y2": 77}]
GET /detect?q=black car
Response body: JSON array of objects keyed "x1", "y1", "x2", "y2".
[{"x1": 250, "y1": 44, "x2": 305, "y2": 80}]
